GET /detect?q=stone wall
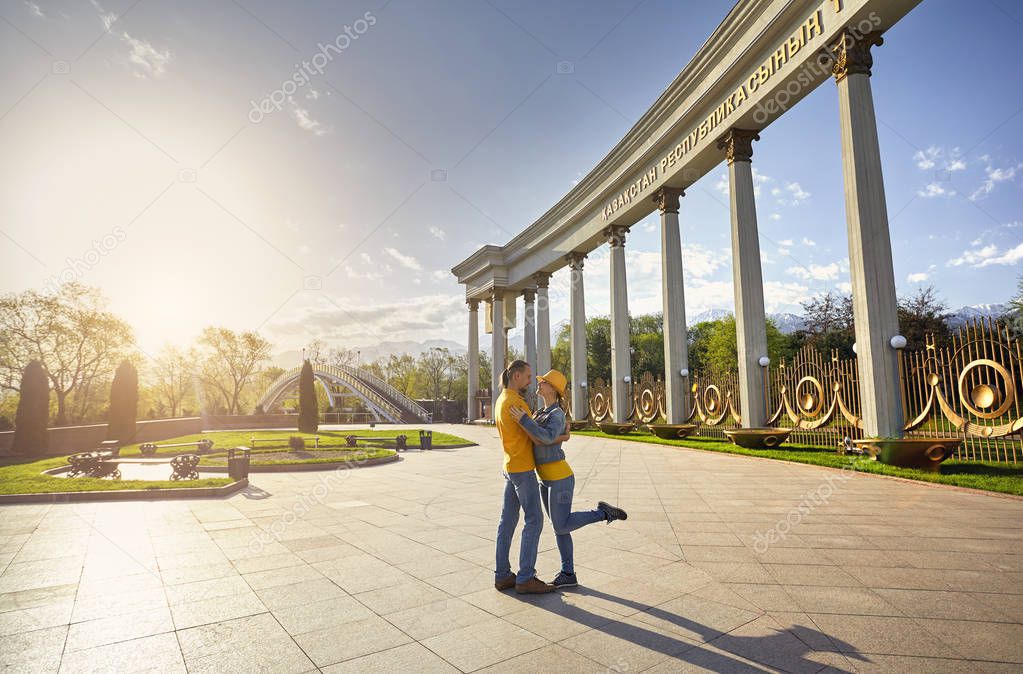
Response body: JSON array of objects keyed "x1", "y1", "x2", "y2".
[{"x1": 0, "y1": 417, "x2": 203, "y2": 457}]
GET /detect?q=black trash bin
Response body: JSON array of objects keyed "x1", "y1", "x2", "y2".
[
  {"x1": 419, "y1": 430, "x2": 433, "y2": 451},
  {"x1": 228, "y1": 447, "x2": 251, "y2": 480}
]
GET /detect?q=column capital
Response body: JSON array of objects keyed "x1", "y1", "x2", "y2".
[
  {"x1": 565, "y1": 252, "x2": 587, "y2": 270},
  {"x1": 716, "y1": 128, "x2": 760, "y2": 164},
  {"x1": 532, "y1": 272, "x2": 551, "y2": 289},
  {"x1": 603, "y1": 224, "x2": 630, "y2": 248},
  {"x1": 830, "y1": 30, "x2": 883, "y2": 82},
  {"x1": 489, "y1": 287, "x2": 505, "y2": 303},
  {"x1": 651, "y1": 186, "x2": 684, "y2": 214},
  {"x1": 522, "y1": 289, "x2": 536, "y2": 303},
  {"x1": 467, "y1": 299, "x2": 479, "y2": 311}
]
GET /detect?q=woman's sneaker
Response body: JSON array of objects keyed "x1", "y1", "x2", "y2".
[
  {"x1": 553, "y1": 571, "x2": 578, "y2": 588},
  {"x1": 597, "y1": 501, "x2": 628, "y2": 523}
]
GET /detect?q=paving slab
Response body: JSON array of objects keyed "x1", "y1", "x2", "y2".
[{"x1": 0, "y1": 423, "x2": 1020, "y2": 672}]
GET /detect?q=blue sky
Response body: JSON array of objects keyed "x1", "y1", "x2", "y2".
[{"x1": 1, "y1": 0, "x2": 1020, "y2": 356}]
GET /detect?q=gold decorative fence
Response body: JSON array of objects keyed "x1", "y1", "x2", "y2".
[
  {"x1": 766, "y1": 344, "x2": 863, "y2": 448},
  {"x1": 901, "y1": 319, "x2": 1022, "y2": 462},
  {"x1": 582, "y1": 318, "x2": 1023, "y2": 462}
]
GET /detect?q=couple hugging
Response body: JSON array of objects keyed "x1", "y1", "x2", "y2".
[{"x1": 494, "y1": 359, "x2": 628, "y2": 594}]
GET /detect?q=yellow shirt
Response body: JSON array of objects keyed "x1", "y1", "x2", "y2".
[
  {"x1": 537, "y1": 458, "x2": 573, "y2": 482},
  {"x1": 495, "y1": 388, "x2": 535, "y2": 473}
]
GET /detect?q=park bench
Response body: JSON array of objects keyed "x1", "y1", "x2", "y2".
[
  {"x1": 169, "y1": 455, "x2": 200, "y2": 480},
  {"x1": 139, "y1": 439, "x2": 214, "y2": 457}
]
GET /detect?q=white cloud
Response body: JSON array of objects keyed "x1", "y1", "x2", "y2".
[
  {"x1": 778, "y1": 239, "x2": 794, "y2": 247},
  {"x1": 25, "y1": 1, "x2": 44, "y2": 18},
  {"x1": 91, "y1": 1, "x2": 169, "y2": 78},
  {"x1": 359, "y1": 252, "x2": 372, "y2": 264},
  {"x1": 786, "y1": 262, "x2": 840, "y2": 281},
  {"x1": 917, "y1": 182, "x2": 955, "y2": 198},
  {"x1": 769, "y1": 213, "x2": 781, "y2": 221},
  {"x1": 913, "y1": 146, "x2": 940, "y2": 170},
  {"x1": 430, "y1": 270, "x2": 449, "y2": 282},
  {"x1": 292, "y1": 106, "x2": 328, "y2": 136},
  {"x1": 969, "y1": 162, "x2": 1021, "y2": 201},
  {"x1": 947, "y1": 242, "x2": 1023, "y2": 267},
  {"x1": 266, "y1": 293, "x2": 467, "y2": 346},
  {"x1": 384, "y1": 247, "x2": 422, "y2": 271},
  {"x1": 428, "y1": 226, "x2": 446, "y2": 240},
  {"x1": 344, "y1": 266, "x2": 381, "y2": 281},
  {"x1": 801, "y1": 237, "x2": 816, "y2": 247},
  {"x1": 714, "y1": 173, "x2": 729, "y2": 196},
  {"x1": 837, "y1": 282, "x2": 852, "y2": 293},
  {"x1": 946, "y1": 158, "x2": 966, "y2": 172},
  {"x1": 907, "y1": 264, "x2": 936, "y2": 283},
  {"x1": 775, "y1": 182, "x2": 810, "y2": 206}
]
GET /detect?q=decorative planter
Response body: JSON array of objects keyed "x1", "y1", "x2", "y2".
[
  {"x1": 645, "y1": 423, "x2": 697, "y2": 439},
  {"x1": 569, "y1": 420, "x2": 591, "y2": 431},
  {"x1": 723, "y1": 427, "x2": 792, "y2": 449},
  {"x1": 596, "y1": 422, "x2": 635, "y2": 435},
  {"x1": 852, "y1": 437, "x2": 961, "y2": 472}
]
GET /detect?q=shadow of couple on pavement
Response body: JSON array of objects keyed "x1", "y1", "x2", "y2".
[{"x1": 513, "y1": 583, "x2": 868, "y2": 672}]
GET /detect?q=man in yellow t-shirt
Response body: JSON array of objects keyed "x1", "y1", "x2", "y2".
[{"x1": 494, "y1": 360, "x2": 555, "y2": 594}]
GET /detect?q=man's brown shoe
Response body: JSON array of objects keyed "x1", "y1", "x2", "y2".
[
  {"x1": 515, "y1": 576, "x2": 556, "y2": 594},
  {"x1": 495, "y1": 574, "x2": 516, "y2": 591}
]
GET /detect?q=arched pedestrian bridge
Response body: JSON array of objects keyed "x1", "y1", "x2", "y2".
[{"x1": 258, "y1": 363, "x2": 432, "y2": 424}]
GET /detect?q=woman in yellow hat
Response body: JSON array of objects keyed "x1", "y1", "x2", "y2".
[{"x1": 510, "y1": 368, "x2": 628, "y2": 588}]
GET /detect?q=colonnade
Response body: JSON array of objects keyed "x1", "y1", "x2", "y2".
[{"x1": 464, "y1": 30, "x2": 904, "y2": 439}]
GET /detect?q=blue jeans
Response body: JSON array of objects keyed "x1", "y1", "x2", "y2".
[
  {"x1": 540, "y1": 475, "x2": 606, "y2": 574},
  {"x1": 495, "y1": 470, "x2": 543, "y2": 584}
]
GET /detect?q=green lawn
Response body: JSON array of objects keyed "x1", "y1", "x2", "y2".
[
  {"x1": 575, "y1": 429, "x2": 1023, "y2": 497},
  {"x1": 201, "y1": 446, "x2": 396, "y2": 466},
  {"x1": 0, "y1": 455, "x2": 232, "y2": 495},
  {"x1": 0, "y1": 428, "x2": 474, "y2": 495},
  {"x1": 116, "y1": 428, "x2": 474, "y2": 456}
]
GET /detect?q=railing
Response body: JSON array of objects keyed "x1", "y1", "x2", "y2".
[
  {"x1": 584, "y1": 319, "x2": 1023, "y2": 463},
  {"x1": 260, "y1": 365, "x2": 405, "y2": 423},
  {"x1": 334, "y1": 364, "x2": 433, "y2": 422}
]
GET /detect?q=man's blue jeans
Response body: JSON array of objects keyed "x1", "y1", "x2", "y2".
[
  {"x1": 540, "y1": 474, "x2": 605, "y2": 574},
  {"x1": 495, "y1": 470, "x2": 543, "y2": 585}
]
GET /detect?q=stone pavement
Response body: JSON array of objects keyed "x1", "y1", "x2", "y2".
[{"x1": 1, "y1": 424, "x2": 1021, "y2": 673}]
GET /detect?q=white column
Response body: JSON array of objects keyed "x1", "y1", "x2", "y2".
[
  {"x1": 566, "y1": 253, "x2": 587, "y2": 419},
  {"x1": 832, "y1": 31, "x2": 903, "y2": 438},
  {"x1": 606, "y1": 225, "x2": 632, "y2": 424},
  {"x1": 533, "y1": 273, "x2": 552, "y2": 376},
  {"x1": 652, "y1": 187, "x2": 690, "y2": 424},
  {"x1": 718, "y1": 128, "x2": 768, "y2": 428},
  {"x1": 467, "y1": 299, "x2": 479, "y2": 421},
  {"x1": 523, "y1": 289, "x2": 537, "y2": 407},
  {"x1": 490, "y1": 290, "x2": 506, "y2": 419}
]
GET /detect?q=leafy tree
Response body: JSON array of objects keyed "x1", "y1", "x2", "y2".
[
  {"x1": 107, "y1": 360, "x2": 138, "y2": 442},
  {"x1": 151, "y1": 345, "x2": 194, "y2": 418},
  {"x1": 12, "y1": 360, "x2": 48, "y2": 455},
  {"x1": 193, "y1": 327, "x2": 272, "y2": 414},
  {"x1": 898, "y1": 285, "x2": 951, "y2": 348},
  {"x1": 297, "y1": 359, "x2": 318, "y2": 432},
  {"x1": 687, "y1": 316, "x2": 795, "y2": 372},
  {"x1": 0, "y1": 283, "x2": 133, "y2": 425}
]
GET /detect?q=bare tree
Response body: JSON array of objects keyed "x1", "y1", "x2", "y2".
[
  {"x1": 0, "y1": 283, "x2": 134, "y2": 425},
  {"x1": 326, "y1": 346, "x2": 358, "y2": 368},
  {"x1": 194, "y1": 327, "x2": 272, "y2": 415}
]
